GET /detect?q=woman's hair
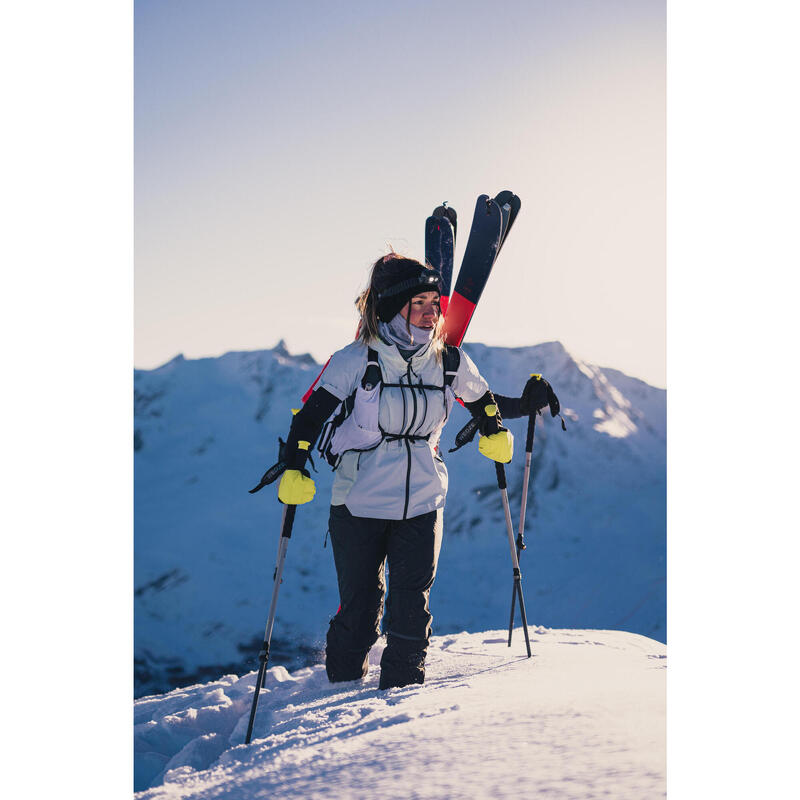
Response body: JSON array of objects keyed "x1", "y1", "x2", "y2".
[{"x1": 356, "y1": 251, "x2": 446, "y2": 358}]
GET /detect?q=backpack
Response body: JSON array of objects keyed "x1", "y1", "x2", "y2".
[{"x1": 317, "y1": 345, "x2": 461, "y2": 468}]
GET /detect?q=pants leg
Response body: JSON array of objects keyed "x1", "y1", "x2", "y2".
[
  {"x1": 326, "y1": 504, "x2": 389, "y2": 682},
  {"x1": 380, "y1": 508, "x2": 443, "y2": 689}
]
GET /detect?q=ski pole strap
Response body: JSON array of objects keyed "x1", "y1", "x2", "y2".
[
  {"x1": 249, "y1": 460, "x2": 287, "y2": 493},
  {"x1": 449, "y1": 417, "x2": 480, "y2": 452},
  {"x1": 448, "y1": 400, "x2": 502, "y2": 453},
  {"x1": 249, "y1": 434, "x2": 317, "y2": 495}
]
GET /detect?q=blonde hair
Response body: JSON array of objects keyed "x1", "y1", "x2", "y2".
[{"x1": 355, "y1": 252, "x2": 446, "y2": 360}]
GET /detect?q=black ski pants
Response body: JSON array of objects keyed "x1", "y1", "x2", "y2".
[{"x1": 325, "y1": 503, "x2": 443, "y2": 689}]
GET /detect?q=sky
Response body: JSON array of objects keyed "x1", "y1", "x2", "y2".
[{"x1": 135, "y1": 0, "x2": 665, "y2": 387}]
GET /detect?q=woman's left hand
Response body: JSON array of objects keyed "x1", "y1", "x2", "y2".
[{"x1": 478, "y1": 429, "x2": 514, "y2": 463}]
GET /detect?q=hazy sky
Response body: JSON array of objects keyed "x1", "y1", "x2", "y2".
[{"x1": 135, "y1": 0, "x2": 665, "y2": 387}]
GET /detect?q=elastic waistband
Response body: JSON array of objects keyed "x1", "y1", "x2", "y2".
[{"x1": 383, "y1": 432, "x2": 431, "y2": 443}]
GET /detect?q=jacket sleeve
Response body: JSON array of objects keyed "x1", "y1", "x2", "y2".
[
  {"x1": 317, "y1": 341, "x2": 367, "y2": 401},
  {"x1": 284, "y1": 388, "x2": 342, "y2": 466},
  {"x1": 494, "y1": 394, "x2": 522, "y2": 419},
  {"x1": 450, "y1": 348, "x2": 490, "y2": 403},
  {"x1": 451, "y1": 348, "x2": 505, "y2": 434}
]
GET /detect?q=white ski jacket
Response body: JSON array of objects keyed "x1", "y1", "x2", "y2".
[{"x1": 318, "y1": 337, "x2": 490, "y2": 519}]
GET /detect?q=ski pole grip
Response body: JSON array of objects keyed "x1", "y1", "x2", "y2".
[
  {"x1": 495, "y1": 461, "x2": 507, "y2": 490},
  {"x1": 281, "y1": 504, "x2": 297, "y2": 539},
  {"x1": 526, "y1": 411, "x2": 536, "y2": 452}
]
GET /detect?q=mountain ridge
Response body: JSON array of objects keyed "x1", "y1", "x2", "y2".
[{"x1": 134, "y1": 340, "x2": 665, "y2": 698}]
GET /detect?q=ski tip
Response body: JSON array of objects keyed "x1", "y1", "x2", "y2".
[
  {"x1": 432, "y1": 204, "x2": 456, "y2": 225},
  {"x1": 494, "y1": 189, "x2": 519, "y2": 207}
]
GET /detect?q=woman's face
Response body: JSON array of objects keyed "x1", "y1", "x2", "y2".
[{"x1": 401, "y1": 291, "x2": 441, "y2": 329}]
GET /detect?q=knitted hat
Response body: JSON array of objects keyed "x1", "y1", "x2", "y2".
[{"x1": 374, "y1": 258, "x2": 442, "y2": 322}]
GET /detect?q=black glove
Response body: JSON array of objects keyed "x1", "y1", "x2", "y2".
[
  {"x1": 463, "y1": 391, "x2": 503, "y2": 435},
  {"x1": 249, "y1": 436, "x2": 314, "y2": 494},
  {"x1": 450, "y1": 391, "x2": 502, "y2": 453},
  {"x1": 521, "y1": 374, "x2": 560, "y2": 418}
]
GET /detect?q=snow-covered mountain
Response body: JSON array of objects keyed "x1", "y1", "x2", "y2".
[
  {"x1": 134, "y1": 628, "x2": 666, "y2": 796},
  {"x1": 134, "y1": 341, "x2": 665, "y2": 698}
]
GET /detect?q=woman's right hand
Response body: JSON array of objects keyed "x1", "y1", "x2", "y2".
[
  {"x1": 278, "y1": 469, "x2": 316, "y2": 505},
  {"x1": 521, "y1": 374, "x2": 560, "y2": 417}
]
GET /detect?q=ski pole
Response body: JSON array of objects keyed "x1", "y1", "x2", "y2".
[
  {"x1": 244, "y1": 502, "x2": 297, "y2": 745},
  {"x1": 508, "y1": 409, "x2": 538, "y2": 646},
  {"x1": 495, "y1": 459, "x2": 532, "y2": 658},
  {"x1": 450, "y1": 408, "x2": 531, "y2": 655}
]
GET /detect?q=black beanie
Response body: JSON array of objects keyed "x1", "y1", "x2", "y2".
[{"x1": 374, "y1": 259, "x2": 443, "y2": 322}]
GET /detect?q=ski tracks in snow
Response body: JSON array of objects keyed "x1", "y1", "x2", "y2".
[{"x1": 135, "y1": 628, "x2": 665, "y2": 799}]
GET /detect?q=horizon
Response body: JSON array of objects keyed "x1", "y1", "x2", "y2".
[{"x1": 133, "y1": 335, "x2": 666, "y2": 389}]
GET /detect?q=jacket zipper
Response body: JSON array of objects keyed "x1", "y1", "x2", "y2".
[
  {"x1": 402, "y1": 363, "x2": 417, "y2": 520},
  {"x1": 403, "y1": 439, "x2": 412, "y2": 520}
]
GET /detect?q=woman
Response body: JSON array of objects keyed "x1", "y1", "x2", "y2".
[{"x1": 275, "y1": 253, "x2": 557, "y2": 689}]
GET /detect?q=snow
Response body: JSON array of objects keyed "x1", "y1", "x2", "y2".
[
  {"x1": 593, "y1": 406, "x2": 639, "y2": 438},
  {"x1": 135, "y1": 628, "x2": 665, "y2": 798}
]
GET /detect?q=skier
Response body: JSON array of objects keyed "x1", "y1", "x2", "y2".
[{"x1": 274, "y1": 253, "x2": 558, "y2": 689}]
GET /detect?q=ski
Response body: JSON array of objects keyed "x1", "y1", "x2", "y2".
[
  {"x1": 425, "y1": 203, "x2": 456, "y2": 315},
  {"x1": 442, "y1": 195, "x2": 504, "y2": 346},
  {"x1": 434, "y1": 203, "x2": 458, "y2": 237},
  {"x1": 441, "y1": 190, "x2": 521, "y2": 346},
  {"x1": 494, "y1": 190, "x2": 521, "y2": 256},
  {"x1": 496, "y1": 196, "x2": 511, "y2": 245}
]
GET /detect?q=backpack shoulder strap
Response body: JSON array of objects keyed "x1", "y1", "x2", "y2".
[
  {"x1": 362, "y1": 347, "x2": 382, "y2": 391},
  {"x1": 442, "y1": 344, "x2": 460, "y2": 389}
]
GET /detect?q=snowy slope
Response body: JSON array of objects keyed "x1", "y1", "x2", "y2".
[
  {"x1": 134, "y1": 628, "x2": 666, "y2": 798},
  {"x1": 134, "y1": 341, "x2": 665, "y2": 697}
]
